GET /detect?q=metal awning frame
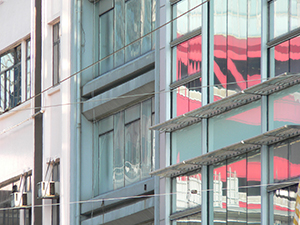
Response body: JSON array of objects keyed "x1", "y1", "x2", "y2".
[
  {"x1": 150, "y1": 73, "x2": 300, "y2": 132},
  {"x1": 150, "y1": 125, "x2": 300, "y2": 177}
]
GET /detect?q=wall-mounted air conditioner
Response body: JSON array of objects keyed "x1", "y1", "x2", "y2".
[
  {"x1": 11, "y1": 192, "x2": 32, "y2": 208},
  {"x1": 37, "y1": 181, "x2": 60, "y2": 199}
]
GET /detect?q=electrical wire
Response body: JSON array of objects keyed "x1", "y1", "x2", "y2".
[{"x1": 0, "y1": 179, "x2": 299, "y2": 211}]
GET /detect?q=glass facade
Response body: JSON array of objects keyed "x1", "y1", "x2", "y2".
[
  {"x1": 212, "y1": 151, "x2": 261, "y2": 225},
  {"x1": 171, "y1": 0, "x2": 202, "y2": 116},
  {"x1": 99, "y1": 0, "x2": 156, "y2": 75},
  {"x1": 96, "y1": 98, "x2": 154, "y2": 195},
  {"x1": 212, "y1": 0, "x2": 261, "y2": 100},
  {"x1": 172, "y1": 172, "x2": 202, "y2": 212},
  {"x1": 208, "y1": 100, "x2": 261, "y2": 152}
]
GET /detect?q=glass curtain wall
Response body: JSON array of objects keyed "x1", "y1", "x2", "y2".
[
  {"x1": 99, "y1": 0, "x2": 156, "y2": 75},
  {"x1": 171, "y1": 0, "x2": 202, "y2": 116},
  {"x1": 269, "y1": 138, "x2": 300, "y2": 224},
  {"x1": 268, "y1": 0, "x2": 300, "y2": 77},
  {"x1": 212, "y1": 0, "x2": 261, "y2": 101},
  {"x1": 212, "y1": 150, "x2": 261, "y2": 225},
  {"x1": 96, "y1": 98, "x2": 154, "y2": 195}
]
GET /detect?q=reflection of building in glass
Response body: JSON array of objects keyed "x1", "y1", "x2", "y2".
[{"x1": 153, "y1": 0, "x2": 300, "y2": 224}]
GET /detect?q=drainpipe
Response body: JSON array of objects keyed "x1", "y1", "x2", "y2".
[{"x1": 76, "y1": 0, "x2": 82, "y2": 224}]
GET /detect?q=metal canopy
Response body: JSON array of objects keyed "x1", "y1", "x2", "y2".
[
  {"x1": 150, "y1": 125, "x2": 300, "y2": 177},
  {"x1": 150, "y1": 73, "x2": 300, "y2": 132}
]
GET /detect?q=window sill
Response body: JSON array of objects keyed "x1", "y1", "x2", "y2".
[{"x1": 0, "y1": 100, "x2": 32, "y2": 120}]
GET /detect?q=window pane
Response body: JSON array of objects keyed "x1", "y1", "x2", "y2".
[
  {"x1": 141, "y1": 99, "x2": 152, "y2": 179},
  {"x1": 115, "y1": 0, "x2": 125, "y2": 67},
  {"x1": 173, "y1": 78, "x2": 202, "y2": 117},
  {"x1": 271, "y1": 0, "x2": 289, "y2": 38},
  {"x1": 0, "y1": 52, "x2": 14, "y2": 72},
  {"x1": 290, "y1": 0, "x2": 300, "y2": 31},
  {"x1": 269, "y1": 85, "x2": 300, "y2": 130},
  {"x1": 227, "y1": 155, "x2": 247, "y2": 224},
  {"x1": 125, "y1": 104, "x2": 140, "y2": 123},
  {"x1": 273, "y1": 144, "x2": 288, "y2": 182},
  {"x1": 114, "y1": 112, "x2": 125, "y2": 189},
  {"x1": 171, "y1": 123, "x2": 201, "y2": 164},
  {"x1": 99, "y1": 131, "x2": 114, "y2": 194},
  {"x1": 247, "y1": 151, "x2": 261, "y2": 224},
  {"x1": 290, "y1": 36, "x2": 300, "y2": 73},
  {"x1": 227, "y1": 0, "x2": 247, "y2": 94},
  {"x1": 125, "y1": 0, "x2": 141, "y2": 61},
  {"x1": 125, "y1": 120, "x2": 141, "y2": 185},
  {"x1": 274, "y1": 40, "x2": 289, "y2": 76},
  {"x1": 289, "y1": 139, "x2": 300, "y2": 179},
  {"x1": 172, "y1": 173, "x2": 202, "y2": 212},
  {"x1": 273, "y1": 187, "x2": 289, "y2": 224},
  {"x1": 172, "y1": 0, "x2": 202, "y2": 40},
  {"x1": 172, "y1": 35, "x2": 202, "y2": 82},
  {"x1": 100, "y1": 10, "x2": 114, "y2": 74},
  {"x1": 141, "y1": 0, "x2": 152, "y2": 54},
  {"x1": 213, "y1": 161, "x2": 226, "y2": 224},
  {"x1": 208, "y1": 100, "x2": 261, "y2": 152}
]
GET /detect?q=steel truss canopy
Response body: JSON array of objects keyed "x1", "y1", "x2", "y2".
[
  {"x1": 150, "y1": 125, "x2": 300, "y2": 177},
  {"x1": 150, "y1": 73, "x2": 300, "y2": 132}
]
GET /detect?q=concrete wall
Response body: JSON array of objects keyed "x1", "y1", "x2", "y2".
[{"x1": 0, "y1": 0, "x2": 31, "y2": 52}]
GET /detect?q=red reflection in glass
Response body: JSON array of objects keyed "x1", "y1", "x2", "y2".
[
  {"x1": 175, "y1": 36, "x2": 202, "y2": 81},
  {"x1": 273, "y1": 95, "x2": 300, "y2": 124},
  {"x1": 290, "y1": 36, "x2": 300, "y2": 73},
  {"x1": 275, "y1": 40, "x2": 289, "y2": 76},
  {"x1": 226, "y1": 105, "x2": 261, "y2": 126}
]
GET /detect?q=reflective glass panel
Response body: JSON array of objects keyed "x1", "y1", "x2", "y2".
[
  {"x1": 289, "y1": 139, "x2": 300, "y2": 179},
  {"x1": 171, "y1": 123, "x2": 201, "y2": 165},
  {"x1": 172, "y1": 172, "x2": 202, "y2": 212},
  {"x1": 272, "y1": 0, "x2": 289, "y2": 38},
  {"x1": 113, "y1": 112, "x2": 125, "y2": 189},
  {"x1": 100, "y1": 10, "x2": 114, "y2": 74},
  {"x1": 290, "y1": 0, "x2": 300, "y2": 31},
  {"x1": 115, "y1": 0, "x2": 125, "y2": 67},
  {"x1": 213, "y1": 161, "x2": 226, "y2": 224},
  {"x1": 125, "y1": 0, "x2": 141, "y2": 61},
  {"x1": 141, "y1": 99, "x2": 152, "y2": 179},
  {"x1": 172, "y1": 0, "x2": 202, "y2": 40},
  {"x1": 125, "y1": 120, "x2": 141, "y2": 185},
  {"x1": 99, "y1": 131, "x2": 114, "y2": 194},
  {"x1": 172, "y1": 35, "x2": 202, "y2": 82},
  {"x1": 269, "y1": 85, "x2": 300, "y2": 130},
  {"x1": 208, "y1": 100, "x2": 261, "y2": 152},
  {"x1": 227, "y1": 155, "x2": 247, "y2": 224},
  {"x1": 173, "y1": 78, "x2": 202, "y2": 116},
  {"x1": 273, "y1": 185, "x2": 297, "y2": 224}
]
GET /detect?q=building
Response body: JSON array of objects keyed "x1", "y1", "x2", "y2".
[
  {"x1": 152, "y1": 0, "x2": 300, "y2": 224},
  {"x1": 1, "y1": 0, "x2": 300, "y2": 225}
]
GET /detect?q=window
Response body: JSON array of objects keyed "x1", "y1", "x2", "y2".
[
  {"x1": 26, "y1": 39, "x2": 31, "y2": 100},
  {"x1": 171, "y1": 0, "x2": 202, "y2": 117},
  {"x1": 52, "y1": 163, "x2": 60, "y2": 225},
  {"x1": 212, "y1": 151, "x2": 261, "y2": 225},
  {"x1": 268, "y1": 0, "x2": 300, "y2": 40},
  {"x1": 53, "y1": 22, "x2": 60, "y2": 85},
  {"x1": 99, "y1": 0, "x2": 156, "y2": 75},
  {"x1": 0, "y1": 45, "x2": 22, "y2": 111},
  {"x1": 269, "y1": 138, "x2": 300, "y2": 224},
  {"x1": 212, "y1": 0, "x2": 261, "y2": 100},
  {"x1": 268, "y1": 0, "x2": 300, "y2": 77},
  {"x1": 96, "y1": 98, "x2": 154, "y2": 195}
]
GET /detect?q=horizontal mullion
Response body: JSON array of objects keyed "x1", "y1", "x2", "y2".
[
  {"x1": 170, "y1": 72, "x2": 201, "y2": 90},
  {"x1": 170, "y1": 28, "x2": 202, "y2": 48},
  {"x1": 267, "y1": 27, "x2": 300, "y2": 48}
]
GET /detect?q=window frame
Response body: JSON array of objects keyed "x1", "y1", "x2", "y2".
[
  {"x1": 0, "y1": 44, "x2": 22, "y2": 112},
  {"x1": 53, "y1": 22, "x2": 60, "y2": 86}
]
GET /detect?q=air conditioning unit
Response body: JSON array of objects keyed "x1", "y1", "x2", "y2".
[
  {"x1": 11, "y1": 192, "x2": 32, "y2": 208},
  {"x1": 37, "y1": 181, "x2": 60, "y2": 199}
]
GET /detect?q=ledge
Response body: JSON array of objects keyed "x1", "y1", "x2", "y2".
[
  {"x1": 81, "y1": 177, "x2": 154, "y2": 215},
  {"x1": 82, "y1": 51, "x2": 155, "y2": 98},
  {"x1": 150, "y1": 73, "x2": 300, "y2": 132},
  {"x1": 82, "y1": 70, "x2": 155, "y2": 121},
  {"x1": 150, "y1": 125, "x2": 300, "y2": 177}
]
